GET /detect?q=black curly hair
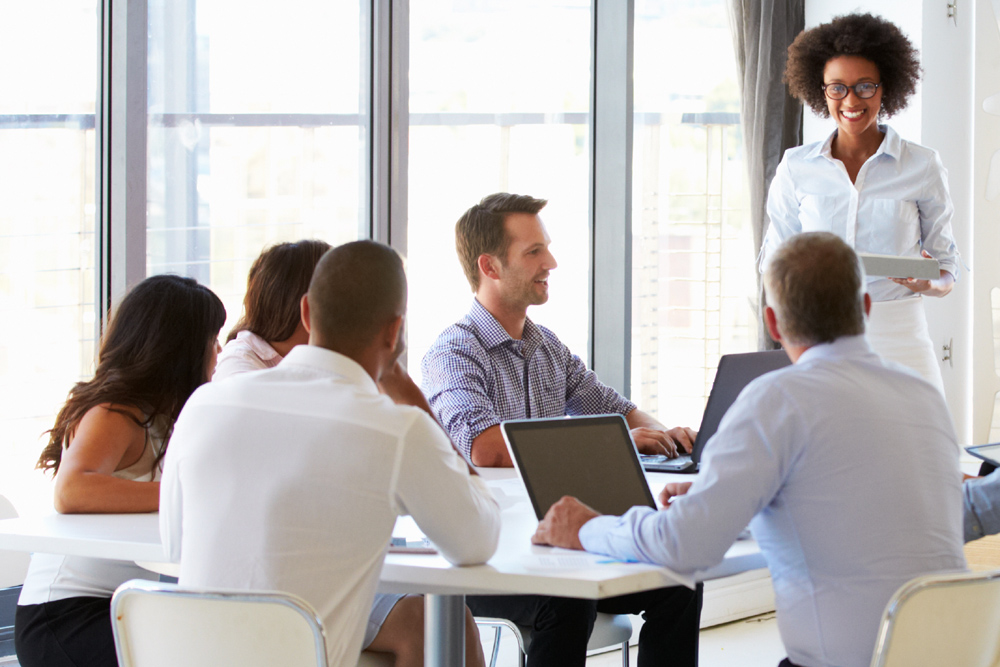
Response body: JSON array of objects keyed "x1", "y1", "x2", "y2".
[{"x1": 784, "y1": 13, "x2": 920, "y2": 118}]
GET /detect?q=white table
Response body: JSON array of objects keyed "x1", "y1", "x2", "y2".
[{"x1": 0, "y1": 469, "x2": 767, "y2": 666}]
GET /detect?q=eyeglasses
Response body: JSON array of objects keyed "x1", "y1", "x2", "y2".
[{"x1": 823, "y1": 82, "x2": 881, "y2": 100}]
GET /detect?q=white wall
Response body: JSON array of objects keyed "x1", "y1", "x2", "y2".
[{"x1": 803, "y1": 0, "x2": 975, "y2": 443}]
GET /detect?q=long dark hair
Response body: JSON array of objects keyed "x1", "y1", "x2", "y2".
[
  {"x1": 227, "y1": 240, "x2": 331, "y2": 344},
  {"x1": 38, "y1": 275, "x2": 226, "y2": 474}
]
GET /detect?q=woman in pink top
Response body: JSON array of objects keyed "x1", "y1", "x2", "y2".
[{"x1": 216, "y1": 239, "x2": 486, "y2": 667}]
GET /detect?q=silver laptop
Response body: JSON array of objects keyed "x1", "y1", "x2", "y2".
[
  {"x1": 640, "y1": 350, "x2": 791, "y2": 473},
  {"x1": 501, "y1": 414, "x2": 656, "y2": 520}
]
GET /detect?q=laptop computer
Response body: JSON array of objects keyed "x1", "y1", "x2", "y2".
[
  {"x1": 640, "y1": 350, "x2": 791, "y2": 473},
  {"x1": 501, "y1": 414, "x2": 656, "y2": 520},
  {"x1": 966, "y1": 443, "x2": 1000, "y2": 468}
]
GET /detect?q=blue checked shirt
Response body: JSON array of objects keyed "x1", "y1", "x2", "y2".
[{"x1": 421, "y1": 299, "x2": 636, "y2": 461}]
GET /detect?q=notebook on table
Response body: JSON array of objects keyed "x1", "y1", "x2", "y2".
[{"x1": 640, "y1": 350, "x2": 792, "y2": 474}]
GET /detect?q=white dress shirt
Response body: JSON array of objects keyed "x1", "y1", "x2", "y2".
[
  {"x1": 161, "y1": 345, "x2": 501, "y2": 667},
  {"x1": 579, "y1": 335, "x2": 966, "y2": 667},
  {"x1": 761, "y1": 125, "x2": 961, "y2": 301}
]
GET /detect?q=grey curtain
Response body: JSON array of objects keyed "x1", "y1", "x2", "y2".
[{"x1": 727, "y1": 0, "x2": 804, "y2": 348}]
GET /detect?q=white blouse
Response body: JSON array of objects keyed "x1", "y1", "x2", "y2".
[{"x1": 760, "y1": 125, "x2": 961, "y2": 301}]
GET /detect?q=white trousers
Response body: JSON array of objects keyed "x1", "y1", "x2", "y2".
[{"x1": 867, "y1": 296, "x2": 945, "y2": 396}]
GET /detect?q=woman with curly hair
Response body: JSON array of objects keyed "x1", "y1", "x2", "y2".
[
  {"x1": 15, "y1": 274, "x2": 225, "y2": 667},
  {"x1": 760, "y1": 12, "x2": 961, "y2": 393}
]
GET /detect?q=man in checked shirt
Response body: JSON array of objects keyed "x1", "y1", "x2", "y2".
[{"x1": 421, "y1": 193, "x2": 701, "y2": 667}]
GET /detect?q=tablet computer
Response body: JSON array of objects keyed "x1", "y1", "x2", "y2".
[
  {"x1": 858, "y1": 253, "x2": 939, "y2": 280},
  {"x1": 966, "y1": 443, "x2": 1000, "y2": 467}
]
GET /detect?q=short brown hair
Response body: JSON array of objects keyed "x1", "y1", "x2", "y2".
[
  {"x1": 307, "y1": 240, "x2": 406, "y2": 354},
  {"x1": 228, "y1": 240, "x2": 331, "y2": 344},
  {"x1": 764, "y1": 232, "x2": 865, "y2": 346},
  {"x1": 455, "y1": 193, "x2": 548, "y2": 291},
  {"x1": 784, "y1": 13, "x2": 920, "y2": 118}
]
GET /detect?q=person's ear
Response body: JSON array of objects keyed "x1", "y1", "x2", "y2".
[
  {"x1": 478, "y1": 254, "x2": 501, "y2": 281},
  {"x1": 384, "y1": 315, "x2": 404, "y2": 350},
  {"x1": 300, "y1": 294, "x2": 312, "y2": 334},
  {"x1": 764, "y1": 306, "x2": 782, "y2": 344},
  {"x1": 863, "y1": 292, "x2": 872, "y2": 318}
]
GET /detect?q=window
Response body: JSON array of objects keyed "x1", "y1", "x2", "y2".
[
  {"x1": 406, "y1": 0, "x2": 593, "y2": 382},
  {"x1": 146, "y1": 0, "x2": 369, "y2": 337},
  {"x1": 0, "y1": 1, "x2": 99, "y2": 513},
  {"x1": 630, "y1": 0, "x2": 756, "y2": 426}
]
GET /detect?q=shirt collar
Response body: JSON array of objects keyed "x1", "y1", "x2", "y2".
[
  {"x1": 467, "y1": 298, "x2": 544, "y2": 350},
  {"x1": 235, "y1": 330, "x2": 281, "y2": 361},
  {"x1": 280, "y1": 345, "x2": 379, "y2": 395},
  {"x1": 811, "y1": 124, "x2": 900, "y2": 162},
  {"x1": 795, "y1": 333, "x2": 877, "y2": 366}
]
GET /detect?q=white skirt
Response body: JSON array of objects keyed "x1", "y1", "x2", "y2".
[{"x1": 867, "y1": 296, "x2": 945, "y2": 395}]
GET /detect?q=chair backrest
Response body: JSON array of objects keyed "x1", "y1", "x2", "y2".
[
  {"x1": 870, "y1": 569, "x2": 1000, "y2": 667},
  {"x1": 0, "y1": 494, "x2": 30, "y2": 589},
  {"x1": 111, "y1": 579, "x2": 329, "y2": 667}
]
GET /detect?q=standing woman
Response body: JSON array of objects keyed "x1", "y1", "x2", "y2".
[
  {"x1": 15, "y1": 275, "x2": 225, "y2": 667},
  {"x1": 760, "y1": 12, "x2": 961, "y2": 393}
]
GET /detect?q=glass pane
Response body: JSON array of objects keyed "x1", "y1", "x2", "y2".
[
  {"x1": 147, "y1": 0, "x2": 368, "y2": 336},
  {"x1": 0, "y1": 1, "x2": 99, "y2": 514},
  {"x1": 630, "y1": 0, "x2": 755, "y2": 426},
  {"x1": 407, "y1": 1, "x2": 592, "y2": 383}
]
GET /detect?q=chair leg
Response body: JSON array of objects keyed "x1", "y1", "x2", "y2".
[
  {"x1": 489, "y1": 626, "x2": 502, "y2": 667},
  {"x1": 620, "y1": 640, "x2": 629, "y2": 667}
]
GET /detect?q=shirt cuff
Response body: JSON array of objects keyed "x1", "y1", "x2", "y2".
[
  {"x1": 578, "y1": 515, "x2": 620, "y2": 555},
  {"x1": 964, "y1": 479, "x2": 987, "y2": 543}
]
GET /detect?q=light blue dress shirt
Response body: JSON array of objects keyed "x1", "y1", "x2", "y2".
[
  {"x1": 964, "y1": 471, "x2": 1000, "y2": 542},
  {"x1": 579, "y1": 335, "x2": 966, "y2": 667},
  {"x1": 761, "y1": 125, "x2": 961, "y2": 302}
]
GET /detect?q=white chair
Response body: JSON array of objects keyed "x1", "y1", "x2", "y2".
[
  {"x1": 0, "y1": 494, "x2": 30, "y2": 589},
  {"x1": 870, "y1": 568, "x2": 1000, "y2": 667},
  {"x1": 478, "y1": 612, "x2": 633, "y2": 667},
  {"x1": 111, "y1": 579, "x2": 393, "y2": 667}
]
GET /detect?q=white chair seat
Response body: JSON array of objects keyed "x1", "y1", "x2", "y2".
[{"x1": 478, "y1": 612, "x2": 632, "y2": 667}]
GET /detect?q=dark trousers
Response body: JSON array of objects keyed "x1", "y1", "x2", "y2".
[
  {"x1": 15, "y1": 597, "x2": 118, "y2": 667},
  {"x1": 778, "y1": 660, "x2": 802, "y2": 667},
  {"x1": 468, "y1": 583, "x2": 702, "y2": 667}
]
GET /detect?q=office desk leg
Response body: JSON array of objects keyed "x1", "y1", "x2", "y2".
[{"x1": 425, "y1": 593, "x2": 465, "y2": 667}]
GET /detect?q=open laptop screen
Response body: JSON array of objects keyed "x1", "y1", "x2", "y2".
[{"x1": 502, "y1": 414, "x2": 656, "y2": 520}]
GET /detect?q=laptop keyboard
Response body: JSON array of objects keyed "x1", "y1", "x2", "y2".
[{"x1": 640, "y1": 453, "x2": 692, "y2": 467}]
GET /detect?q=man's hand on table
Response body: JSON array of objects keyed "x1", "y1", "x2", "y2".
[
  {"x1": 658, "y1": 482, "x2": 693, "y2": 508},
  {"x1": 532, "y1": 496, "x2": 600, "y2": 550},
  {"x1": 631, "y1": 426, "x2": 697, "y2": 458}
]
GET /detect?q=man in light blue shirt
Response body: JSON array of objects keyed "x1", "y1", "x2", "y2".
[
  {"x1": 534, "y1": 232, "x2": 967, "y2": 667},
  {"x1": 964, "y1": 471, "x2": 1000, "y2": 541}
]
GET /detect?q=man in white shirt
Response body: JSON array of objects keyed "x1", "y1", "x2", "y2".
[
  {"x1": 160, "y1": 240, "x2": 501, "y2": 667},
  {"x1": 533, "y1": 232, "x2": 966, "y2": 667}
]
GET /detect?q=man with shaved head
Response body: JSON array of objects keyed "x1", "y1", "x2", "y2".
[
  {"x1": 534, "y1": 232, "x2": 966, "y2": 667},
  {"x1": 161, "y1": 240, "x2": 501, "y2": 667}
]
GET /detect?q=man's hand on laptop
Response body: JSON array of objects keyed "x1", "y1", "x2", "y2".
[
  {"x1": 659, "y1": 482, "x2": 693, "y2": 508},
  {"x1": 532, "y1": 496, "x2": 600, "y2": 550},
  {"x1": 631, "y1": 426, "x2": 697, "y2": 458}
]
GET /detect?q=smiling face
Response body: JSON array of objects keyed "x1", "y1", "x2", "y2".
[
  {"x1": 494, "y1": 213, "x2": 558, "y2": 310},
  {"x1": 823, "y1": 55, "x2": 883, "y2": 141}
]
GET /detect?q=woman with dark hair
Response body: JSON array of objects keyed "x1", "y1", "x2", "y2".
[
  {"x1": 760, "y1": 12, "x2": 961, "y2": 393},
  {"x1": 15, "y1": 274, "x2": 226, "y2": 667},
  {"x1": 215, "y1": 240, "x2": 486, "y2": 667},
  {"x1": 214, "y1": 239, "x2": 331, "y2": 377}
]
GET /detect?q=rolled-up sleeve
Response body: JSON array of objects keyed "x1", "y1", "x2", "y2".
[
  {"x1": 918, "y1": 151, "x2": 961, "y2": 280},
  {"x1": 562, "y1": 341, "x2": 635, "y2": 416},
  {"x1": 422, "y1": 339, "x2": 500, "y2": 462},
  {"x1": 760, "y1": 154, "x2": 801, "y2": 273},
  {"x1": 963, "y1": 472, "x2": 1000, "y2": 542}
]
